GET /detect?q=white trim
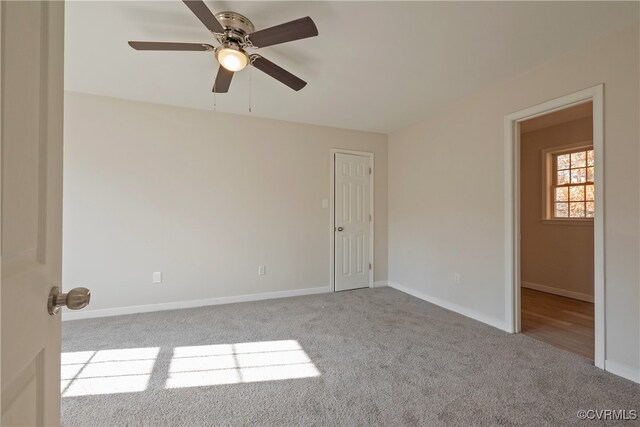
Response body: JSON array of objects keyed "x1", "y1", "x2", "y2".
[
  {"x1": 521, "y1": 281, "x2": 594, "y2": 303},
  {"x1": 62, "y1": 286, "x2": 331, "y2": 321},
  {"x1": 540, "y1": 219, "x2": 593, "y2": 226},
  {"x1": 504, "y1": 84, "x2": 605, "y2": 369},
  {"x1": 329, "y1": 149, "x2": 375, "y2": 292},
  {"x1": 604, "y1": 360, "x2": 640, "y2": 384},
  {"x1": 373, "y1": 281, "x2": 388, "y2": 288},
  {"x1": 388, "y1": 282, "x2": 508, "y2": 332}
]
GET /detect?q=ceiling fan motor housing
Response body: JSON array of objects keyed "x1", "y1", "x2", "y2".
[{"x1": 214, "y1": 11, "x2": 255, "y2": 46}]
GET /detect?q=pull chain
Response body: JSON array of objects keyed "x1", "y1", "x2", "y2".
[
  {"x1": 248, "y1": 64, "x2": 252, "y2": 113},
  {"x1": 213, "y1": 84, "x2": 217, "y2": 112}
]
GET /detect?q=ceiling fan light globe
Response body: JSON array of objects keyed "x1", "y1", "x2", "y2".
[{"x1": 217, "y1": 47, "x2": 248, "y2": 72}]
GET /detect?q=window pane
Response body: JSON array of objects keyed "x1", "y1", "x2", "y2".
[
  {"x1": 554, "y1": 187, "x2": 568, "y2": 202},
  {"x1": 557, "y1": 170, "x2": 570, "y2": 185},
  {"x1": 586, "y1": 184, "x2": 594, "y2": 201},
  {"x1": 555, "y1": 203, "x2": 568, "y2": 218},
  {"x1": 569, "y1": 186, "x2": 585, "y2": 201},
  {"x1": 569, "y1": 202, "x2": 585, "y2": 217},
  {"x1": 571, "y1": 151, "x2": 586, "y2": 168},
  {"x1": 557, "y1": 154, "x2": 570, "y2": 170},
  {"x1": 587, "y1": 167, "x2": 594, "y2": 182},
  {"x1": 571, "y1": 168, "x2": 586, "y2": 183},
  {"x1": 586, "y1": 202, "x2": 595, "y2": 218},
  {"x1": 587, "y1": 150, "x2": 594, "y2": 166}
]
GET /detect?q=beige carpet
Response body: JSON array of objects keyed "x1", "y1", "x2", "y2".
[{"x1": 61, "y1": 287, "x2": 639, "y2": 426}]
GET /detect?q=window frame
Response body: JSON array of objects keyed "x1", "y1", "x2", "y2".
[{"x1": 541, "y1": 141, "x2": 594, "y2": 225}]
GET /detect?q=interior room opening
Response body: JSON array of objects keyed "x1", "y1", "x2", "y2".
[{"x1": 518, "y1": 101, "x2": 595, "y2": 361}]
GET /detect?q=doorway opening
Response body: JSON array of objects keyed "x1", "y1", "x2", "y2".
[
  {"x1": 329, "y1": 149, "x2": 374, "y2": 292},
  {"x1": 504, "y1": 85, "x2": 604, "y2": 368},
  {"x1": 519, "y1": 102, "x2": 594, "y2": 360}
]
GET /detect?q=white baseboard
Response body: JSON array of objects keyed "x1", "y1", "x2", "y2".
[
  {"x1": 521, "y1": 281, "x2": 594, "y2": 303},
  {"x1": 373, "y1": 280, "x2": 389, "y2": 288},
  {"x1": 388, "y1": 281, "x2": 507, "y2": 332},
  {"x1": 605, "y1": 360, "x2": 640, "y2": 383},
  {"x1": 387, "y1": 283, "x2": 638, "y2": 384},
  {"x1": 62, "y1": 286, "x2": 331, "y2": 321}
]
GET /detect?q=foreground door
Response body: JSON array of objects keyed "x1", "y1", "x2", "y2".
[
  {"x1": 334, "y1": 153, "x2": 371, "y2": 291},
  {"x1": 1, "y1": 2, "x2": 65, "y2": 425}
]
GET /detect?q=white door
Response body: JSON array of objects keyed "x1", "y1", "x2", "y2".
[
  {"x1": 1, "y1": 2, "x2": 65, "y2": 425},
  {"x1": 334, "y1": 153, "x2": 371, "y2": 291}
]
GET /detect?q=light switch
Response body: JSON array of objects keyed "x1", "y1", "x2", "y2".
[
  {"x1": 322, "y1": 199, "x2": 329, "y2": 208},
  {"x1": 153, "y1": 272, "x2": 162, "y2": 284}
]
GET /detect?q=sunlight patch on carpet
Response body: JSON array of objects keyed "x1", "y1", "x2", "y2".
[
  {"x1": 60, "y1": 340, "x2": 319, "y2": 396},
  {"x1": 61, "y1": 347, "x2": 159, "y2": 397},
  {"x1": 165, "y1": 340, "x2": 320, "y2": 388}
]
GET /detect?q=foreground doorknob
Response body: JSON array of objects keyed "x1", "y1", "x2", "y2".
[
  {"x1": 337, "y1": 226, "x2": 344, "y2": 232},
  {"x1": 48, "y1": 287, "x2": 91, "y2": 315}
]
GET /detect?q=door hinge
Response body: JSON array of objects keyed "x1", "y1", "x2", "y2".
[
  {"x1": 369, "y1": 214, "x2": 372, "y2": 222},
  {"x1": 369, "y1": 263, "x2": 372, "y2": 270},
  {"x1": 369, "y1": 167, "x2": 372, "y2": 175}
]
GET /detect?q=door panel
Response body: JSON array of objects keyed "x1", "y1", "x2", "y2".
[
  {"x1": 335, "y1": 153, "x2": 371, "y2": 291},
  {"x1": 1, "y1": 2, "x2": 65, "y2": 425},
  {"x1": 1, "y1": 355, "x2": 40, "y2": 427}
]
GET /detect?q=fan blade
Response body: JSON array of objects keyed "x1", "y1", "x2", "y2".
[
  {"x1": 251, "y1": 56, "x2": 307, "y2": 91},
  {"x1": 128, "y1": 41, "x2": 214, "y2": 51},
  {"x1": 183, "y1": 0, "x2": 225, "y2": 34},
  {"x1": 213, "y1": 66, "x2": 233, "y2": 93},
  {"x1": 247, "y1": 17, "x2": 318, "y2": 48}
]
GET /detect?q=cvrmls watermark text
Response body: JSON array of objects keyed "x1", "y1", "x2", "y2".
[{"x1": 577, "y1": 409, "x2": 637, "y2": 421}]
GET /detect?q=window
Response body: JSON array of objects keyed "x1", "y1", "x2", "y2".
[{"x1": 549, "y1": 147, "x2": 594, "y2": 219}]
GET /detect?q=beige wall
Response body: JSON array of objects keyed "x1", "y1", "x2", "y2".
[
  {"x1": 63, "y1": 92, "x2": 388, "y2": 312},
  {"x1": 520, "y1": 117, "x2": 594, "y2": 299},
  {"x1": 388, "y1": 23, "x2": 639, "y2": 377}
]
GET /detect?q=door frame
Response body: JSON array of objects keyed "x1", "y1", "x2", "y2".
[
  {"x1": 504, "y1": 84, "x2": 605, "y2": 369},
  {"x1": 329, "y1": 149, "x2": 374, "y2": 292}
]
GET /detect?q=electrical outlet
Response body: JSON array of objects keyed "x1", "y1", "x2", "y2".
[
  {"x1": 322, "y1": 199, "x2": 329, "y2": 209},
  {"x1": 153, "y1": 272, "x2": 162, "y2": 284},
  {"x1": 258, "y1": 265, "x2": 266, "y2": 276},
  {"x1": 454, "y1": 273, "x2": 461, "y2": 285}
]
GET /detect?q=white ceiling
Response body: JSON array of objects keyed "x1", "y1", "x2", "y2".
[{"x1": 65, "y1": 1, "x2": 638, "y2": 133}]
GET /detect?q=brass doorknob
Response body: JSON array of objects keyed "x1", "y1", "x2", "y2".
[{"x1": 48, "y1": 286, "x2": 91, "y2": 315}]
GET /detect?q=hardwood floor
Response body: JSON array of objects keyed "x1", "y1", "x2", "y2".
[{"x1": 521, "y1": 288, "x2": 594, "y2": 360}]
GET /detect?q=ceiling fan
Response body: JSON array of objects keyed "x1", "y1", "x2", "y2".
[{"x1": 128, "y1": 0, "x2": 318, "y2": 93}]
